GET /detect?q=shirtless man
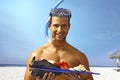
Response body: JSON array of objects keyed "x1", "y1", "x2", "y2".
[{"x1": 24, "y1": 8, "x2": 93, "y2": 80}]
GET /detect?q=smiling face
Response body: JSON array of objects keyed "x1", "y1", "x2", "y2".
[{"x1": 49, "y1": 16, "x2": 70, "y2": 41}]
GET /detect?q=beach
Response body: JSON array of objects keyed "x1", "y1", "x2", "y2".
[
  {"x1": 0, "y1": 66, "x2": 120, "y2": 80},
  {"x1": 91, "y1": 67, "x2": 120, "y2": 80}
]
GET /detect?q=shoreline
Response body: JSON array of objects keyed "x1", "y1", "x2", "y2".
[{"x1": 0, "y1": 64, "x2": 117, "y2": 67}]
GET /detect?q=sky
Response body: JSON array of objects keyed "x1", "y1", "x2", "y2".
[{"x1": 0, "y1": 0, "x2": 120, "y2": 66}]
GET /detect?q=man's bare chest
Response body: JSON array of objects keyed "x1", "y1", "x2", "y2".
[{"x1": 40, "y1": 50, "x2": 80, "y2": 67}]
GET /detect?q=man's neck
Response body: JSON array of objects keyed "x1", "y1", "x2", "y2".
[{"x1": 50, "y1": 40, "x2": 67, "y2": 50}]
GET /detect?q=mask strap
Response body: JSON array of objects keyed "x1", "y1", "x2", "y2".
[{"x1": 45, "y1": 0, "x2": 64, "y2": 41}]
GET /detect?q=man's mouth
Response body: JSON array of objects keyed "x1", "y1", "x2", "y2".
[{"x1": 56, "y1": 33, "x2": 64, "y2": 37}]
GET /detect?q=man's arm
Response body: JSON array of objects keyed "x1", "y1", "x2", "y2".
[
  {"x1": 24, "y1": 67, "x2": 32, "y2": 80},
  {"x1": 24, "y1": 53, "x2": 36, "y2": 80},
  {"x1": 79, "y1": 52, "x2": 94, "y2": 80}
]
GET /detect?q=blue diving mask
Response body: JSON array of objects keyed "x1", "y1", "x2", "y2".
[{"x1": 50, "y1": 8, "x2": 71, "y2": 18}]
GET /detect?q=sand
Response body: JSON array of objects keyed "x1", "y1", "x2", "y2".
[
  {"x1": 0, "y1": 67, "x2": 25, "y2": 80},
  {"x1": 0, "y1": 66, "x2": 120, "y2": 80},
  {"x1": 91, "y1": 67, "x2": 120, "y2": 80}
]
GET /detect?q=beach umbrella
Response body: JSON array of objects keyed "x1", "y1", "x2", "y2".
[
  {"x1": 109, "y1": 50, "x2": 120, "y2": 67},
  {"x1": 109, "y1": 50, "x2": 120, "y2": 59}
]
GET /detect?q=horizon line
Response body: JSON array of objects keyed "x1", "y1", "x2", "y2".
[{"x1": 0, "y1": 64, "x2": 117, "y2": 67}]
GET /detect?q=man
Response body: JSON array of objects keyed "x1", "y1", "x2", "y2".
[{"x1": 24, "y1": 8, "x2": 93, "y2": 80}]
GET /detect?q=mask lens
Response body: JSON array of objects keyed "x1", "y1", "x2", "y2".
[
  {"x1": 63, "y1": 9, "x2": 71, "y2": 16},
  {"x1": 50, "y1": 8, "x2": 71, "y2": 17}
]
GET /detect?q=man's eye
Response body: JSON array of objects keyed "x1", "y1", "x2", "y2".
[
  {"x1": 62, "y1": 24, "x2": 67, "y2": 28},
  {"x1": 53, "y1": 24, "x2": 59, "y2": 28}
]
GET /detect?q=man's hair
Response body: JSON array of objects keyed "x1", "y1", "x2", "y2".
[{"x1": 49, "y1": 8, "x2": 71, "y2": 25}]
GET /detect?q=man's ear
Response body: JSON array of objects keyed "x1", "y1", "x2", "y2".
[
  {"x1": 49, "y1": 23, "x2": 52, "y2": 31},
  {"x1": 68, "y1": 24, "x2": 71, "y2": 29},
  {"x1": 48, "y1": 24, "x2": 51, "y2": 29}
]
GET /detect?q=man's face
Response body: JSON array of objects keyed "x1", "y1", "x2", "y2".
[{"x1": 49, "y1": 16, "x2": 70, "y2": 41}]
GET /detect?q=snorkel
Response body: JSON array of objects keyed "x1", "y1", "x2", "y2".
[{"x1": 45, "y1": 0, "x2": 64, "y2": 41}]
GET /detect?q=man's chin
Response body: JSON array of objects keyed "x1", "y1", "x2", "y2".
[{"x1": 55, "y1": 38, "x2": 64, "y2": 41}]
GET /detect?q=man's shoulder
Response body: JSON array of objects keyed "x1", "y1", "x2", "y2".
[
  {"x1": 68, "y1": 44, "x2": 84, "y2": 53},
  {"x1": 35, "y1": 43, "x2": 49, "y2": 52},
  {"x1": 29, "y1": 43, "x2": 49, "y2": 58}
]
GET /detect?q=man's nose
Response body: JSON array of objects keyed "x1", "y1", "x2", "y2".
[{"x1": 57, "y1": 27, "x2": 62, "y2": 32}]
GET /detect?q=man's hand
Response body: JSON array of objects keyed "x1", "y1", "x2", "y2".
[
  {"x1": 66, "y1": 73, "x2": 82, "y2": 80},
  {"x1": 36, "y1": 72, "x2": 55, "y2": 80}
]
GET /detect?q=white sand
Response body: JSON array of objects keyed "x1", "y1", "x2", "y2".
[
  {"x1": 91, "y1": 67, "x2": 120, "y2": 80},
  {"x1": 0, "y1": 67, "x2": 25, "y2": 80},
  {"x1": 0, "y1": 67, "x2": 120, "y2": 80}
]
